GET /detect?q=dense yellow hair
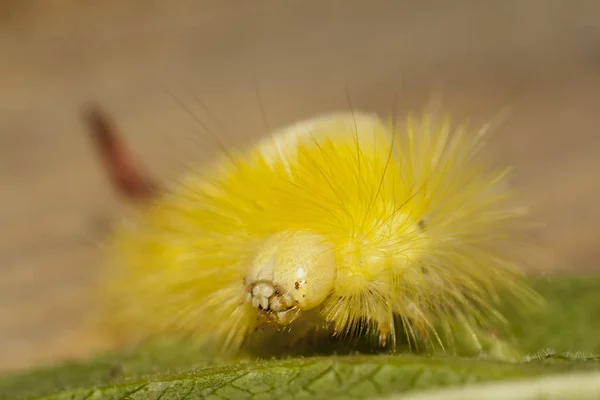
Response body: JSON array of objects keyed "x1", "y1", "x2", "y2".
[{"x1": 99, "y1": 111, "x2": 538, "y2": 355}]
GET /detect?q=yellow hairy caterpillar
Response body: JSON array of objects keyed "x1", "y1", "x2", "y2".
[{"x1": 85, "y1": 105, "x2": 539, "y2": 359}]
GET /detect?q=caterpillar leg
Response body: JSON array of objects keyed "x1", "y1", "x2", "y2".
[{"x1": 376, "y1": 305, "x2": 396, "y2": 350}]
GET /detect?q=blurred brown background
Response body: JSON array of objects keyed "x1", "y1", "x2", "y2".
[{"x1": 1, "y1": 0, "x2": 599, "y2": 373}]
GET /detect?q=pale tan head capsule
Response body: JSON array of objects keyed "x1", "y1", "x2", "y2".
[{"x1": 245, "y1": 230, "x2": 337, "y2": 325}]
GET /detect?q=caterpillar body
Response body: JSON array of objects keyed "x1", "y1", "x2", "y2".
[{"x1": 86, "y1": 107, "x2": 539, "y2": 359}]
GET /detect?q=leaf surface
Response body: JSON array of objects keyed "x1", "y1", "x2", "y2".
[{"x1": 2, "y1": 276, "x2": 600, "y2": 400}]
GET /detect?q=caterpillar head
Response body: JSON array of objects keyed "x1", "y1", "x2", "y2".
[{"x1": 245, "y1": 230, "x2": 337, "y2": 325}]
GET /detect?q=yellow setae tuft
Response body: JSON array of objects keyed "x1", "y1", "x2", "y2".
[{"x1": 98, "y1": 110, "x2": 540, "y2": 358}]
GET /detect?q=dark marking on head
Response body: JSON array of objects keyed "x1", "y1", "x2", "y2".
[{"x1": 295, "y1": 281, "x2": 300, "y2": 289}]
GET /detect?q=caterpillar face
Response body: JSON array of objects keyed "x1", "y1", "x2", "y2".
[{"x1": 245, "y1": 230, "x2": 337, "y2": 325}]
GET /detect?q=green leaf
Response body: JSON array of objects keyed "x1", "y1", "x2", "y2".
[{"x1": 2, "y1": 275, "x2": 600, "y2": 400}]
